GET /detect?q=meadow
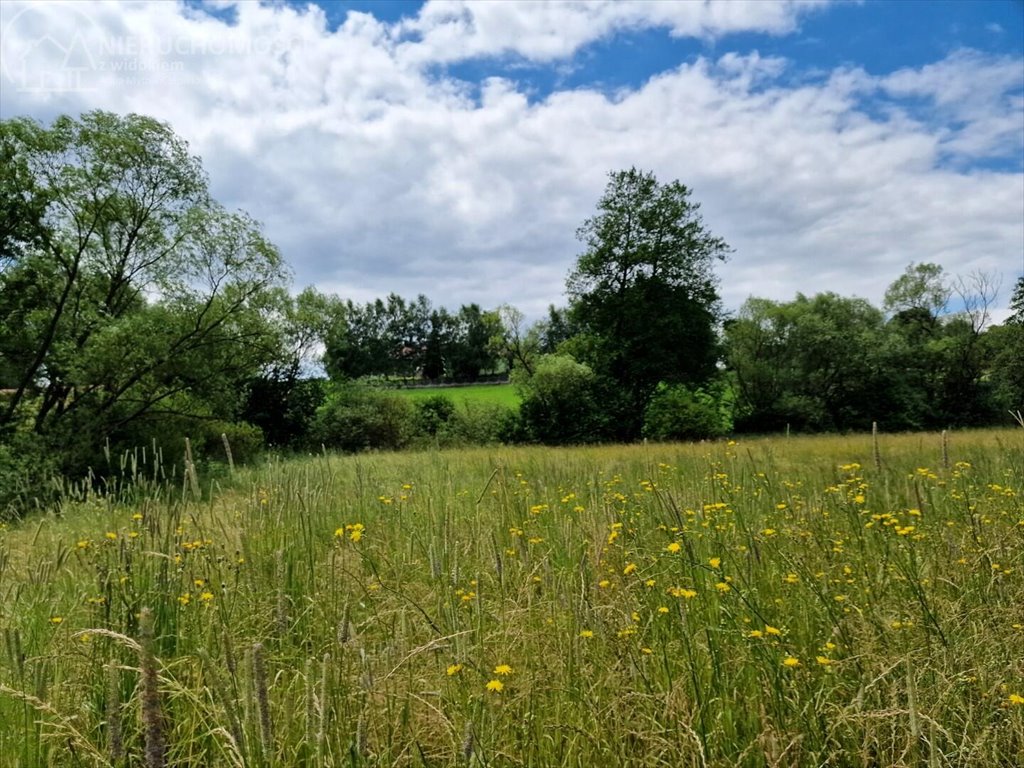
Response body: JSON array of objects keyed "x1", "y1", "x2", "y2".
[
  {"x1": 1, "y1": 429, "x2": 1022, "y2": 767},
  {"x1": 392, "y1": 383, "x2": 521, "y2": 409}
]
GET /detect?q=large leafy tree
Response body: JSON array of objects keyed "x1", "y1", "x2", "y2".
[
  {"x1": 726, "y1": 293, "x2": 897, "y2": 432},
  {"x1": 0, "y1": 111, "x2": 288, "y2": 472},
  {"x1": 567, "y1": 168, "x2": 729, "y2": 437}
]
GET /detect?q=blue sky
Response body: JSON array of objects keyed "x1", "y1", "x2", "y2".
[{"x1": 2, "y1": 0, "x2": 1022, "y2": 318}]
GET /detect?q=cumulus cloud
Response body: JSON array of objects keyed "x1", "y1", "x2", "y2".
[
  {"x1": 396, "y1": 0, "x2": 827, "y2": 64},
  {"x1": 0, "y1": 0, "x2": 1021, "y2": 320}
]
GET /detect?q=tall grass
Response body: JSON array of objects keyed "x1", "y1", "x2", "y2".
[{"x1": 1, "y1": 429, "x2": 1022, "y2": 766}]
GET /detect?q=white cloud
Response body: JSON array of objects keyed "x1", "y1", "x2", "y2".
[
  {"x1": 0, "y1": 0, "x2": 1021, "y2": 322},
  {"x1": 397, "y1": 0, "x2": 828, "y2": 64}
]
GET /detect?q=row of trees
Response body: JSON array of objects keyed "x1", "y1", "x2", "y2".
[{"x1": 2, "y1": 111, "x2": 1022, "y2": 516}]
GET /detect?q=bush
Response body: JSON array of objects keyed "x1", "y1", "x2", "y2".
[
  {"x1": 449, "y1": 401, "x2": 518, "y2": 445},
  {"x1": 312, "y1": 386, "x2": 413, "y2": 452},
  {"x1": 642, "y1": 382, "x2": 733, "y2": 441},
  {"x1": 0, "y1": 432, "x2": 59, "y2": 520},
  {"x1": 514, "y1": 354, "x2": 606, "y2": 444},
  {"x1": 194, "y1": 421, "x2": 265, "y2": 466},
  {"x1": 413, "y1": 395, "x2": 458, "y2": 437}
]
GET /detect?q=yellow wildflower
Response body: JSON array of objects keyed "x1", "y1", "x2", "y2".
[{"x1": 485, "y1": 679, "x2": 504, "y2": 693}]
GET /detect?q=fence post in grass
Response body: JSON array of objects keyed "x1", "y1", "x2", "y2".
[
  {"x1": 183, "y1": 438, "x2": 200, "y2": 499},
  {"x1": 872, "y1": 422, "x2": 881, "y2": 472},
  {"x1": 941, "y1": 429, "x2": 949, "y2": 471},
  {"x1": 221, "y1": 432, "x2": 235, "y2": 475},
  {"x1": 139, "y1": 608, "x2": 166, "y2": 768},
  {"x1": 106, "y1": 663, "x2": 124, "y2": 763}
]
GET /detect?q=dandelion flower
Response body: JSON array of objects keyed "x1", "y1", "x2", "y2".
[
  {"x1": 49, "y1": 616, "x2": 63, "y2": 625},
  {"x1": 709, "y1": 557, "x2": 721, "y2": 569},
  {"x1": 485, "y1": 679, "x2": 504, "y2": 693},
  {"x1": 715, "y1": 582, "x2": 731, "y2": 593},
  {"x1": 816, "y1": 656, "x2": 832, "y2": 666},
  {"x1": 783, "y1": 656, "x2": 801, "y2": 668},
  {"x1": 623, "y1": 563, "x2": 637, "y2": 576},
  {"x1": 446, "y1": 664, "x2": 463, "y2": 676},
  {"x1": 579, "y1": 629, "x2": 594, "y2": 638},
  {"x1": 494, "y1": 664, "x2": 513, "y2": 676},
  {"x1": 1009, "y1": 693, "x2": 1024, "y2": 706},
  {"x1": 665, "y1": 542, "x2": 682, "y2": 554}
]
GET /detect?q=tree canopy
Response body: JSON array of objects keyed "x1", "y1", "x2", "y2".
[
  {"x1": 0, "y1": 111, "x2": 288, "y2": 474},
  {"x1": 566, "y1": 168, "x2": 729, "y2": 437}
]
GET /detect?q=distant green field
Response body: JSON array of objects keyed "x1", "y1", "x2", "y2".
[{"x1": 393, "y1": 382, "x2": 520, "y2": 408}]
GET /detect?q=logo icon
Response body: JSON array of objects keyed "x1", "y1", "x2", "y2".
[{"x1": 1, "y1": 5, "x2": 101, "y2": 93}]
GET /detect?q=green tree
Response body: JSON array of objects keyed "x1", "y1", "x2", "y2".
[
  {"x1": 1010, "y1": 277, "x2": 1024, "y2": 325},
  {"x1": 447, "y1": 304, "x2": 501, "y2": 381},
  {"x1": 883, "y1": 262, "x2": 950, "y2": 319},
  {"x1": 0, "y1": 111, "x2": 287, "y2": 475},
  {"x1": 568, "y1": 168, "x2": 729, "y2": 438},
  {"x1": 726, "y1": 293, "x2": 897, "y2": 431}
]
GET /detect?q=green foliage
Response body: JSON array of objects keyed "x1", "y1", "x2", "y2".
[
  {"x1": 241, "y1": 377, "x2": 327, "y2": 448},
  {"x1": 311, "y1": 385, "x2": 413, "y2": 452},
  {"x1": 514, "y1": 354, "x2": 607, "y2": 444},
  {"x1": 883, "y1": 261, "x2": 950, "y2": 317},
  {"x1": 0, "y1": 432, "x2": 58, "y2": 520},
  {"x1": 568, "y1": 168, "x2": 728, "y2": 437},
  {"x1": 1010, "y1": 277, "x2": 1024, "y2": 325},
  {"x1": 0, "y1": 111, "x2": 287, "y2": 480},
  {"x1": 981, "y1": 321, "x2": 1024, "y2": 415},
  {"x1": 194, "y1": 421, "x2": 265, "y2": 466},
  {"x1": 642, "y1": 381, "x2": 734, "y2": 441},
  {"x1": 323, "y1": 296, "x2": 502, "y2": 383},
  {"x1": 412, "y1": 394, "x2": 458, "y2": 437},
  {"x1": 726, "y1": 293, "x2": 890, "y2": 431}
]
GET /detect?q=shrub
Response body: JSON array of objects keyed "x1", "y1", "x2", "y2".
[
  {"x1": 412, "y1": 395, "x2": 457, "y2": 437},
  {"x1": 642, "y1": 382, "x2": 733, "y2": 441},
  {"x1": 312, "y1": 386, "x2": 413, "y2": 452},
  {"x1": 0, "y1": 432, "x2": 59, "y2": 520},
  {"x1": 195, "y1": 421, "x2": 265, "y2": 466},
  {"x1": 514, "y1": 354, "x2": 606, "y2": 444}
]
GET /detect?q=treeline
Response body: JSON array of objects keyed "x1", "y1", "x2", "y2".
[{"x1": 2, "y1": 111, "x2": 1022, "y2": 516}]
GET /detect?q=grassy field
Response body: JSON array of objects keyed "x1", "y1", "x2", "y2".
[
  {"x1": 392, "y1": 383, "x2": 520, "y2": 409},
  {"x1": 1, "y1": 430, "x2": 1022, "y2": 766}
]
